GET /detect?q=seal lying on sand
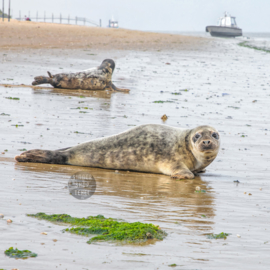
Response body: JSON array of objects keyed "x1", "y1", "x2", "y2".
[
  {"x1": 32, "y1": 59, "x2": 129, "y2": 92},
  {"x1": 15, "y1": 124, "x2": 220, "y2": 179}
]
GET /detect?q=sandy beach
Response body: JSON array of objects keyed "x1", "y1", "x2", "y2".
[
  {"x1": 0, "y1": 20, "x2": 208, "y2": 51},
  {"x1": 1, "y1": 21, "x2": 270, "y2": 270}
]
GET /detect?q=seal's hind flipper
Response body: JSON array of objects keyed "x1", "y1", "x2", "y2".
[
  {"x1": 47, "y1": 71, "x2": 53, "y2": 78},
  {"x1": 15, "y1": 149, "x2": 68, "y2": 164},
  {"x1": 32, "y1": 75, "x2": 52, "y2": 86}
]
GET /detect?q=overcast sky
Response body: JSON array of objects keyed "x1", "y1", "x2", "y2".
[{"x1": 8, "y1": 0, "x2": 270, "y2": 32}]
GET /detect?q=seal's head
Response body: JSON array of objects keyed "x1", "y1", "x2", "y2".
[
  {"x1": 189, "y1": 125, "x2": 220, "y2": 159},
  {"x1": 99, "y1": 59, "x2": 115, "y2": 73}
]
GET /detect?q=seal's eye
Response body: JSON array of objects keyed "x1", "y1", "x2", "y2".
[
  {"x1": 193, "y1": 133, "x2": 201, "y2": 143},
  {"x1": 212, "y1": 132, "x2": 219, "y2": 139},
  {"x1": 194, "y1": 133, "x2": 201, "y2": 140}
]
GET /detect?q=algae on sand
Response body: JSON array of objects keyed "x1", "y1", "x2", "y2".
[
  {"x1": 27, "y1": 213, "x2": 167, "y2": 244},
  {"x1": 207, "y1": 232, "x2": 230, "y2": 240},
  {"x1": 4, "y1": 247, "x2": 38, "y2": 259},
  {"x1": 238, "y1": 41, "x2": 270, "y2": 53}
]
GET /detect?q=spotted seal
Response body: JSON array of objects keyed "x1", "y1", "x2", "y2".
[
  {"x1": 14, "y1": 124, "x2": 220, "y2": 179},
  {"x1": 32, "y1": 59, "x2": 129, "y2": 92}
]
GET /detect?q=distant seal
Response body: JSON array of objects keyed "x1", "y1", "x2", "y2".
[
  {"x1": 32, "y1": 59, "x2": 129, "y2": 92},
  {"x1": 14, "y1": 124, "x2": 220, "y2": 179}
]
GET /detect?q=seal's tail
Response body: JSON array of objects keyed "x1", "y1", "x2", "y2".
[
  {"x1": 14, "y1": 149, "x2": 68, "y2": 164},
  {"x1": 32, "y1": 71, "x2": 53, "y2": 86}
]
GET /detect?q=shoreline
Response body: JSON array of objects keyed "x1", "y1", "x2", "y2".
[{"x1": 0, "y1": 20, "x2": 209, "y2": 51}]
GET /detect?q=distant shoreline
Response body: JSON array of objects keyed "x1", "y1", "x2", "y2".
[{"x1": 0, "y1": 19, "x2": 209, "y2": 51}]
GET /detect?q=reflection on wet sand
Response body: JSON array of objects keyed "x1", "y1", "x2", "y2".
[
  {"x1": 15, "y1": 161, "x2": 215, "y2": 231},
  {"x1": 0, "y1": 83, "x2": 130, "y2": 99}
]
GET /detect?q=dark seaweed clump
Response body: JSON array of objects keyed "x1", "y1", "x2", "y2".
[
  {"x1": 4, "y1": 247, "x2": 37, "y2": 259},
  {"x1": 27, "y1": 213, "x2": 167, "y2": 244}
]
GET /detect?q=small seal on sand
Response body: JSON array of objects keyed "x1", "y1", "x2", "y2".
[
  {"x1": 32, "y1": 59, "x2": 129, "y2": 92},
  {"x1": 15, "y1": 124, "x2": 220, "y2": 179}
]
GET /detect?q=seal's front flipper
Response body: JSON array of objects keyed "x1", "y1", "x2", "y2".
[
  {"x1": 14, "y1": 149, "x2": 68, "y2": 164},
  {"x1": 194, "y1": 169, "x2": 206, "y2": 174},
  {"x1": 171, "y1": 170, "x2": 194, "y2": 180},
  {"x1": 32, "y1": 71, "x2": 53, "y2": 86},
  {"x1": 109, "y1": 83, "x2": 130, "y2": 92}
]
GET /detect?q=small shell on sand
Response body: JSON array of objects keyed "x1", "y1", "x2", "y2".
[
  {"x1": 196, "y1": 186, "x2": 201, "y2": 191},
  {"x1": 41, "y1": 232, "x2": 48, "y2": 235},
  {"x1": 161, "y1": 114, "x2": 168, "y2": 121},
  {"x1": 0, "y1": 213, "x2": 4, "y2": 218},
  {"x1": 7, "y1": 219, "x2": 12, "y2": 223}
]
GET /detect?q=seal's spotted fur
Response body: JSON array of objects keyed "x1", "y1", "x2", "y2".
[
  {"x1": 15, "y1": 124, "x2": 220, "y2": 179},
  {"x1": 32, "y1": 59, "x2": 129, "y2": 92}
]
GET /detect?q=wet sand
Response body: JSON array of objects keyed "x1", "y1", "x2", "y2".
[{"x1": 0, "y1": 25, "x2": 270, "y2": 269}]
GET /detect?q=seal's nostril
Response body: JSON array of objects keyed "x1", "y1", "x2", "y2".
[{"x1": 203, "y1": 140, "x2": 211, "y2": 145}]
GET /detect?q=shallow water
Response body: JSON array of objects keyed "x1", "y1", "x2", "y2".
[{"x1": 0, "y1": 39, "x2": 270, "y2": 269}]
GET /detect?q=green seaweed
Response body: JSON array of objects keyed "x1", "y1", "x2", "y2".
[
  {"x1": 27, "y1": 213, "x2": 166, "y2": 244},
  {"x1": 153, "y1": 100, "x2": 174, "y2": 103},
  {"x1": 18, "y1": 148, "x2": 27, "y2": 151},
  {"x1": 4, "y1": 96, "x2": 17, "y2": 100},
  {"x1": 71, "y1": 107, "x2": 93, "y2": 110},
  {"x1": 207, "y1": 232, "x2": 230, "y2": 240},
  {"x1": 122, "y1": 252, "x2": 148, "y2": 256},
  {"x1": 4, "y1": 247, "x2": 37, "y2": 259},
  {"x1": 238, "y1": 41, "x2": 270, "y2": 53},
  {"x1": 168, "y1": 264, "x2": 177, "y2": 267},
  {"x1": 0, "y1": 113, "x2": 10, "y2": 116},
  {"x1": 12, "y1": 124, "x2": 24, "y2": 128},
  {"x1": 195, "y1": 190, "x2": 206, "y2": 193}
]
